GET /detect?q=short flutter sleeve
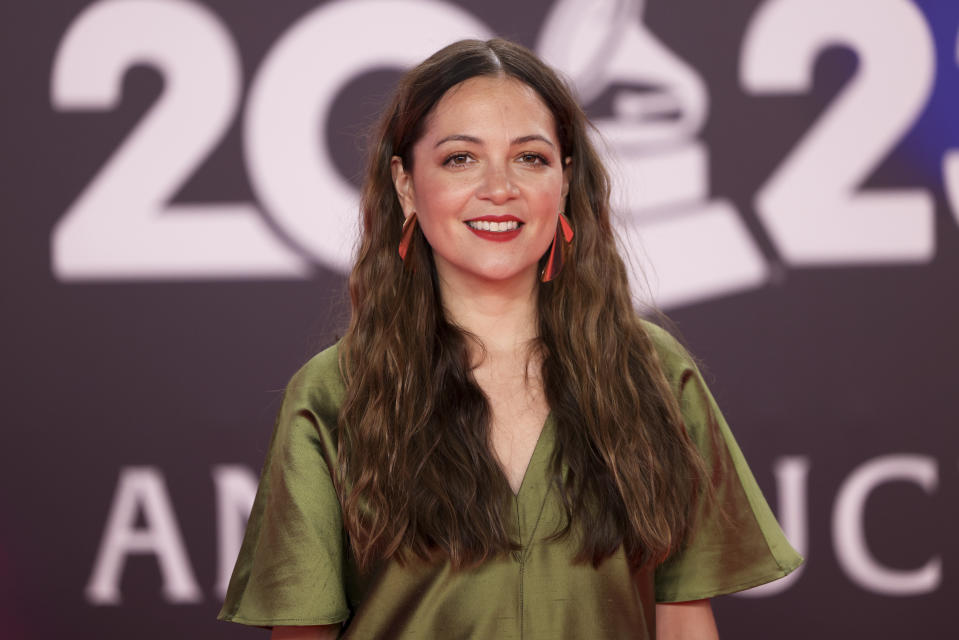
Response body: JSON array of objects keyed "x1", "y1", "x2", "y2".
[
  {"x1": 217, "y1": 345, "x2": 351, "y2": 627},
  {"x1": 643, "y1": 322, "x2": 803, "y2": 602}
]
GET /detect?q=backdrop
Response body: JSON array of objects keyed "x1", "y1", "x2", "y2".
[{"x1": 2, "y1": 0, "x2": 958, "y2": 638}]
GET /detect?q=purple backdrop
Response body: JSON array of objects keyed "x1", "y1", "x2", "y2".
[{"x1": 2, "y1": 0, "x2": 958, "y2": 638}]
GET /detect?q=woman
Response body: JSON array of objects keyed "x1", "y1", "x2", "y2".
[{"x1": 218, "y1": 39, "x2": 801, "y2": 639}]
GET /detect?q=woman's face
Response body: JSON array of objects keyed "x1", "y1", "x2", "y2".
[{"x1": 392, "y1": 75, "x2": 570, "y2": 292}]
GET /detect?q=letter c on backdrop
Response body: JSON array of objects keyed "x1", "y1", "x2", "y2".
[{"x1": 832, "y1": 454, "x2": 941, "y2": 596}]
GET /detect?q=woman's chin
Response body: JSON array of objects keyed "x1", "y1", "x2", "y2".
[{"x1": 438, "y1": 259, "x2": 540, "y2": 290}]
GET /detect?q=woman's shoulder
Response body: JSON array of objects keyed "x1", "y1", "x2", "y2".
[
  {"x1": 294, "y1": 340, "x2": 342, "y2": 378},
  {"x1": 283, "y1": 340, "x2": 346, "y2": 417},
  {"x1": 639, "y1": 318, "x2": 698, "y2": 390}
]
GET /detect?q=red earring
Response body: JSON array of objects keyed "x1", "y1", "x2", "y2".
[
  {"x1": 540, "y1": 212, "x2": 574, "y2": 282},
  {"x1": 398, "y1": 212, "x2": 417, "y2": 261}
]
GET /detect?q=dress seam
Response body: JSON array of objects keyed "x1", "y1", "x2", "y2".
[
  {"x1": 518, "y1": 556, "x2": 525, "y2": 640},
  {"x1": 521, "y1": 492, "x2": 550, "y2": 562},
  {"x1": 516, "y1": 497, "x2": 525, "y2": 640}
]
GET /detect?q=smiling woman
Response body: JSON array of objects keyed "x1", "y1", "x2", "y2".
[
  {"x1": 390, "y1": 74, "x2": 570, "y2": 315},
  {"x1": 217, "y1": 38, "x2": 801, "y2": 639}
]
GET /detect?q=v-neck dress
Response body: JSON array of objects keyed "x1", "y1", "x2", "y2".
[{"x1": 218, "y1": 321, "x2": 802, "y2": 638}]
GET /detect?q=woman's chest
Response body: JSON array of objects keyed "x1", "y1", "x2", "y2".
[{"x1": 485, "y1": 381, "x2": 550, "y2": 494}]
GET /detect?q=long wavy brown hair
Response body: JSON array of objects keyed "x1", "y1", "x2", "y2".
[{"x1": 337, "y1": 38, "x2": 707, "y2": 572}]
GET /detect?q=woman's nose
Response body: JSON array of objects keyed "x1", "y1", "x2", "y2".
[{"x1": 477, "y1": 163, "x2": 520, "y2": 204}]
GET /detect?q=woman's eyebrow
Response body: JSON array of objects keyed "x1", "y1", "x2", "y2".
[
  {"x1": 434, "y1": 134, "x2": 481, "y2": 147},
  {"x1": 434, "y1": 134, "x2": 556, "y2": 148},
  {"x1": 512, "y1": 134, "x2": 555, "y2": 148}
]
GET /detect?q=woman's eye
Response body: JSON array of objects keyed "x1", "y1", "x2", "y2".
[
  {"x1": 519, "y1": 153, "x2": 549, "y2": 166},
  {"x1": 444, "y1": 153, "x2": 472, "y2": 166}
]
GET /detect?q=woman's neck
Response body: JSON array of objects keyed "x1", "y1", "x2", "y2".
[{"x1": 437, "y1": 268, "x2": 539, "y2": 360}]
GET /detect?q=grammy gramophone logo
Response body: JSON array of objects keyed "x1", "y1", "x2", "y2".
[{"x1": 538, "y1": 0, "x2": 767, "y2": 309}]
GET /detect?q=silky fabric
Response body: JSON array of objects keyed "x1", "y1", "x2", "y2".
[{"x1": 218, "y1": 321, "x2": 803, "y2": 638}]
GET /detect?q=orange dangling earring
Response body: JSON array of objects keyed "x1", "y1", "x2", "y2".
[
  {"x1": 398, "y1": 212, "x2": 417, "y2": 261},
  {"x1": 540, "y1": 212, "x2": 574, "y2": 282}
]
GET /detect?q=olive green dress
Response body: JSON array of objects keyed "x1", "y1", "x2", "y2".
[{"x1": 218, "y1": 321, "x2": 802, "y2": 638}]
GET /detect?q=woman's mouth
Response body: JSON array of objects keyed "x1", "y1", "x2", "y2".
[
  {"x1": 466, "y1": 220, "x2": 520, "y2": 232},
  {"x1": 464, "y1": 216, "x2": 524, "y2": 241}
]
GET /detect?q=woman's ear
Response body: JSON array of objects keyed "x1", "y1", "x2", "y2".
[
  {"x1": 391, "y1": 156, "x2": 415, "y2": 215},
  {"x1": 561, "y1": 156, "x2": 572, "y2": 202}
]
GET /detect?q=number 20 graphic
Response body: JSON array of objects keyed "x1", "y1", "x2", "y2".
[
  {"x1": 51, "y1": 0, "x2": 490, "y2": 279},
  {"x1": 51, "y1": 0, "x2": 959, "y2": 292}
]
